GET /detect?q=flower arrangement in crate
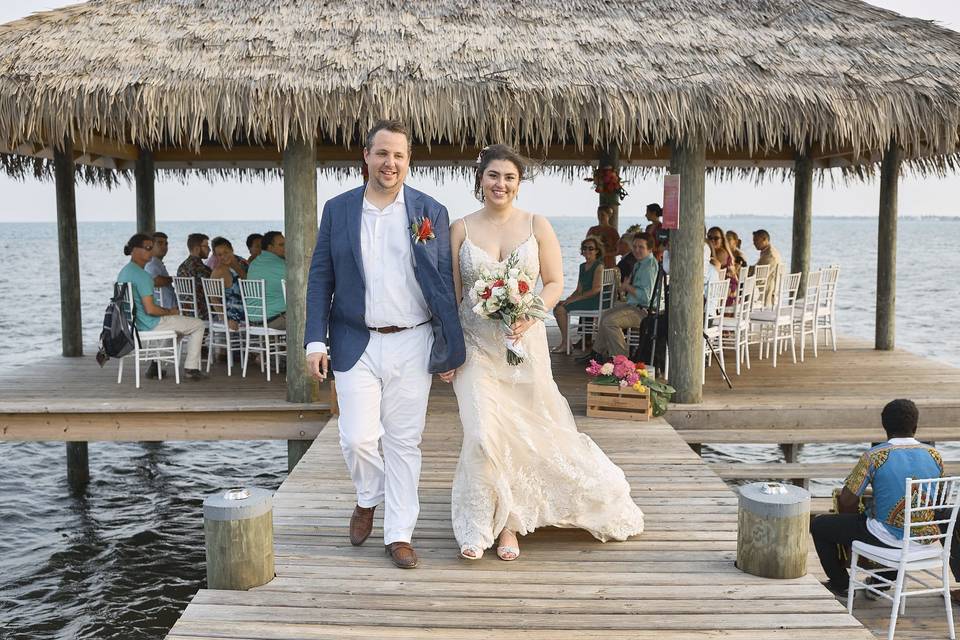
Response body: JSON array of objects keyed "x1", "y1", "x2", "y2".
[{"x1": 585, "y1": 355, "x2": 675, "y2": 418}]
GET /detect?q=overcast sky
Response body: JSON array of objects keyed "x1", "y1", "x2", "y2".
[{"x1": 1, "y1": 0, "x2": 958, "y2": 223}]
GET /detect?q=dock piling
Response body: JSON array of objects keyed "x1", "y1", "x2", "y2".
[
  {"x1": 65, "y1": 441, "x2": 89, "y2": 490},
  {"x1": 736, "y1": 482, "x2": 810, "y2": 579},
  {"x1": 203, "y1": 487, "x2": 274, "y2": 590}
]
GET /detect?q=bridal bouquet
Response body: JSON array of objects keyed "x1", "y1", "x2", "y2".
[
  {"x1": 469, "y1": 252, "x2": 546, "y2": 365},
  {"x1": 586, "y1": 355, "x2": 676, "y2": 417}
]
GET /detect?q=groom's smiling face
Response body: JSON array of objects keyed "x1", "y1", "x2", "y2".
[{"x1": 364, "y1": 130, "x2": 410, "y2": 192}]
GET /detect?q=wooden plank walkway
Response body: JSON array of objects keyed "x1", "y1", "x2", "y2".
[
  {"x1": 166, "y1": 400, "x2": 873, "y2": 637},
  {"x1": 0, "y1": 352, "x2": 331, "y2": 441}
]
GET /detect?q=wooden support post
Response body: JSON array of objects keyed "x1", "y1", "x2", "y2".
[
  {"x1": 781, "y1": 443, "x2": 808, "y2": 489},
  {"x1": 667, "y1": 139, "x2": 706, "y2": 404},
  {"x1": 282, "y1": 138, "x2": 318, "y2": 403},
  {"x1": 53, "y1": 139, "x2": 83, "y2": 358},
  {"x1": 791, "y1": 152, "x2": 813, "y2": 294},
  {"x1": 66, "y1": 441, "x2": 89, "y2": 490},
  {"x1": 287, "y1": 439, "x2": 312, "y2": 473},
  {"x1": 204, "y1": 487, "x2": 274, "y2": 590},
  {"x1": 876, "y1": 141, "x2": 901, "y2": 351},
  {"x1": 598, "y1": 146, "x2": 621, "y2": 231},
  {"x1": 135, "y1": 148, "x2": 156, "y2": 234}
]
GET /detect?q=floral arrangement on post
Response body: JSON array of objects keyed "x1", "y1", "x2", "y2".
[
  {"x1": 470, "y1": 252, "x2": 546, "y2": 365},
  {"x1": 586, "y1": 355, "x2": 676, "y2": 417},
  {"x1": 586, "y1": 165, "x2": 628, "y2": 200}
]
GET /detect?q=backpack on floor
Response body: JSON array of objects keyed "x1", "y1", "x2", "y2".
[{"x1": 96, "y1": 283, "x2": 138, "y2": 366}]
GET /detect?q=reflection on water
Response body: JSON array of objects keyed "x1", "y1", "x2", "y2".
[{"x1": 0, "y1": 216, "x2": 957, "y2": 638}]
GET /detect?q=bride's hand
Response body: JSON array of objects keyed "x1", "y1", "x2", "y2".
[
  {"x1": 508, "y1": 316, "x2": 537, "y2": 341},
  {"x1": 438, "y1": 369, "x2": 457, "y2": 383}
]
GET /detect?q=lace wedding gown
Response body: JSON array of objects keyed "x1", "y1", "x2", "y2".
[{"x1": 450, "y1": 225, "x2": 645, "y2": 550}]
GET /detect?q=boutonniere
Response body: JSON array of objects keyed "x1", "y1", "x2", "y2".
[{"x1": 410, "y1": 216, "x2": 436, "y2": 244}]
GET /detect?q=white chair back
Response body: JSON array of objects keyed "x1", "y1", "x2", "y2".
[
  {"x1": 201, "y1": 277, "x2": 229, "y2": 330},
  {"x1": 173, "y1": 276, "x2": 198, "y2": 317},
  {"x1": 799, "y1": 270, "x2": 822, "y2": 318},
  {"x1": 600, "y1": 268, "x2": 618, "y2": 311},
  {"x1": 733, "y1": 276, "x2": 756, "y2": 325},
  {"x1": 902, "y1": 476, "x2": 960, "y2": 554},
  {"x1": 704, "y1": 280, "x2": 728, "y2": 329},
  {"x1": 766, "y1": 263, "x2": 783, "y2": 309},
  {"x1": 818, "y1": 265, "x2": 839, "y2": 313},
  {"x1": 752, "y1": 264, "x2": 771, "y2": 310},
  {"x1": 281, "y1": 278, "x2": 287, "y2": 304},
  {"x1": 776, "y1": 272, "x2": 802, "y2": 317},
  {"x1": 240, "y1": 279, "x2": 269, "y2": 328},
  {"x1": 120, "y1": 282, "x2": 137, "y2": 327}
]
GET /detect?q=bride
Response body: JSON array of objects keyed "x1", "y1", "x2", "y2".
[{"x1": 445, "y1": 144, "x2": 645, "y2": 561}]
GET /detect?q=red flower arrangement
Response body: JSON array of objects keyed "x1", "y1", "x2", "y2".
[
  {"x1": 586, "y1": 165, "x2": 628, "y2": 200},
  {"x1": 410, "y1": 216, "x2": 435, "y2": 244}
]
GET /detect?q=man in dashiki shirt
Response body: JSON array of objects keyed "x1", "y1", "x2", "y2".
[{"x1": 810, "y1": 399, "x2": 959, "y2": 600}]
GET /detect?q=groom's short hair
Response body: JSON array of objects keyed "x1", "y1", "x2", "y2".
[{"x1": 365, "y1": 119, "x2": 411, "y2": 151}]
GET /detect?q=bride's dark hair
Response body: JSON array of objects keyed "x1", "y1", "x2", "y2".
[{"x1": 473, "y1": 144, "x2": 530, "y2": 201}]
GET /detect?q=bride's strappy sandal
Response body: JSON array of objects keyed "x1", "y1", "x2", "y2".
[
  {"x1": 459, "y1": 544, "x2": 483, "y2": 560},
  {"x1": 496, "y1": 530, "x2": 520, "y2": 562}
]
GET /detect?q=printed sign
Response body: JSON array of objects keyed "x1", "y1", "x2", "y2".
[{"x1": 663, "y1": 174, "x2": 680, "y2": 229}]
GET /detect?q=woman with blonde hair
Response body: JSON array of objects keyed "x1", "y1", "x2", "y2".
[{"x1": 726, "y1": 230, "x2": 748, "y2": 270}]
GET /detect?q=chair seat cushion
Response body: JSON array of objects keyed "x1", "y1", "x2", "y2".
[{"x1": 852, "y1": 540, "x2": 943, "y2": 568}]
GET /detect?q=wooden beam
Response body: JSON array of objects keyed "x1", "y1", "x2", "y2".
[
  {"x1": 283, "y1": 137, "x2": 319, "y2": 404},
  {"x1": 876, "y1": 141, "x2": 901, "y2": 350},
  {"x1": 0, "y1": 409, "x2": 329, "y2": 442},
  {"x1": 53, "y1": 139, "x2": 83, "y2": 358},
  {"x1": 135, "y1": 147, "x2": 156, "y2": 234},
  {"x1": 791, "y1": 152, "x2": 813, "y2": 293},
  {"x1": 667, "y1": 138, "x2": 706, "y2": 404}
]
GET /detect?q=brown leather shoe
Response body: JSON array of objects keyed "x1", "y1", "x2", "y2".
[
  {"x1": 385, "y1": 542, "x2": 419, "y2": 569},
  {"x1": 349, "y1": 505, "x2": 376, "y2": 546}
]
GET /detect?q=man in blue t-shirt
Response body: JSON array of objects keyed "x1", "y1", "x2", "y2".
[
  {"x1": 117, "y1": 233, "x2": 208, "y2": 380},
  {"x1": 811, "y1": 399, "x2": 949, "y2": 598}
]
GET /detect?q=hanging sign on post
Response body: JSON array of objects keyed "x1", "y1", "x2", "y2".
[{"x1": 662, "y1": 174, "x2": 680, "y2": 230}]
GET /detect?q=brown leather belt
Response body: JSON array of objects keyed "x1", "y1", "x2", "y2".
[{"x1": 367, "y1": 319, "x2": 431, "y2": 334}]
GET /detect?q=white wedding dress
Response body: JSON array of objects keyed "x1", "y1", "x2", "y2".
[{"x1": 450, "y1": 221, "x2": 645, "y2": 551}]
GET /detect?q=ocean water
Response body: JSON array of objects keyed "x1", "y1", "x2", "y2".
[{"x1": 0, "y1": 215, "x2": 957, "y2": 639}]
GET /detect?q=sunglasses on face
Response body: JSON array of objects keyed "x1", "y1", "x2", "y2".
[
  {"x1": 707, "y1": 235, "x2": 722, "y2": 241},
  {"x1": 139, "y1": 244, "x2": 154, "y2": 251},
  {"x1": 580, "y1": 245, "x2": 597, "y2": 251}
]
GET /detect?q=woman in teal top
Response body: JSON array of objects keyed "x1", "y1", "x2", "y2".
[{"x1": 552, "y1": 236, "x2": 605, "y2": 353}]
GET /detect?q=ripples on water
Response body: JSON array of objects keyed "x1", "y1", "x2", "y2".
[{"x1": 0, "y1": 216, "x2": 957, "y2": 638}]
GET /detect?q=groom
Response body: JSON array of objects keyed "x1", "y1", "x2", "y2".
[{"x1": 305, "y1": 120, "x2": 465, "y2": 569}]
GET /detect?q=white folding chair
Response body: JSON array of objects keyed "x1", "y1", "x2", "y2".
[
  {"x1": 566, "y1": 268, "x2": 618, "y2": 355},
  {"x1": 116, "y1": 282, "x2": 180, "y2": 388},
  {"x1": 793, "y1": 269, "x2": 822, "y2": 362},
  {"x1": 201, "y1": 277, "x2": 245, "y2": 376},
  {"x1": 848, "y1": 475, "x2": 960, "y2": 640},
  {"x1": 281, "y1": 278, "x2": 287, "y2": 305},
  {"x1": 751, "y1": 264, "x2": 771, "y2": 312},
  {"x1": 720, "y1": 276, "x2": 755, "y2": 375},
  {"x1": 240, "y1": 278, "x2": 287, "y2": 381},
  {"x1": 703, "y1": 279, "x2": 729, "y2": 383},
  {"x1": 750, "y1": 272, "x2": 801, "y2": 367},
  {"x1": 172, "y1": 276, "x2": 199, "y2": 318},
  {"x1": 817, "y1": 265, "x2": 840, "y2": 352}
]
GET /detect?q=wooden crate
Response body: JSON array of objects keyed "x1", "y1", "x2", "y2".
[{"x1": 586, "y1": 382, "x2": 651, "y2": 421}]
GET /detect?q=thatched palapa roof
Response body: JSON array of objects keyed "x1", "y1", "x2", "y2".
[{"x1": 0, "y1": 0, "x2": 959, "y2": 178}]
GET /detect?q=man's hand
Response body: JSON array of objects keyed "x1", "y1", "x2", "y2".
[
  {"x1": 307, "y1": 352, "x2": 328, "y2": 381},
  {"x1": 438, "y1": 369, "x2": 456, "y2": 383}
]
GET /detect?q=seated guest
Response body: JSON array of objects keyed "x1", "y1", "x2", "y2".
[
  {"x1": 707, "y1": 226, "x2": 739, "y2": 307},
  {"x1": 117, "y1": 234, "x2": 207, "y2": 380},
  {"x1": 726, "y1": 230, "x2": 748, "y2": 269},
  {"x1": 144, "y1": 231, "x2": 175, "y2": 309},
  {"x1": 246, "y1": 230, "x2": 286, "y2": 329},
  {"x1": 176, "y1": 233, "x2": 212, "y2": 319},
  {"x1": 752, "y1": 229, "x2": 782, "y2": 307},
  {"x1": 246, "y1": 233, "x2": 263, "y2": 263},
  {"x1": 811, "y1": 399, "x2": 947, "y2": 598},
  {"x1": 552, "y1": 236, "x2": 605, "y2": 353},
  {"x1": 616, "y1": 226, "x2": 644, "y2": 283},
  {"x1": 644, "y1": 203, "x2": 665, "y2": 260},
  {"x1": 586, "y1": 205, "x2": 619, "y2": 269},
  {"x1": 592, "y1": 234, "x2": 658, "y2": 359},
  {"x1": 210, "y1": 237, "x2": 248, "y2": 329}
]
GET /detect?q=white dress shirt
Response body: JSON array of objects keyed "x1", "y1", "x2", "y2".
[{"x1": 307, "y1": 188, "x2": 430, "y2": 356}]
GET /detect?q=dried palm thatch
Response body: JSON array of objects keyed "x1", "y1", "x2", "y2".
[{"x1": 0, "y1": 0, "x2": 959, "y2": 179}]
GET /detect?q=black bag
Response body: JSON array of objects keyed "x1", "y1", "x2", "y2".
[
  {"x1": 631, "y1": 263, "x2": 669, "y2": 370},
  {"x1": 96, "y1": 283, "x2": 138, "y2": 366}
]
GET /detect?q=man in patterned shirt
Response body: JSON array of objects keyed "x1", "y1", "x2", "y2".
[
  {"x1": 811, "y1": 399, "x2": 944, "y2": 598},
  {"x1": 176, "y1": 233, "x2": 212, "y2": 319}
]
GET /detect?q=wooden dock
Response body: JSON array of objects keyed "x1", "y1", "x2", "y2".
[
  {"x1": 0, "y1": 354, "x2": 331, "y2": 442},
  {"x1": 165, "y1": 346, "x2": 885, "y2": 639}
]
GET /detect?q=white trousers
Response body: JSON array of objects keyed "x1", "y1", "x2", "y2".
[
  {"x1": 333, "y1": 323, "x2": 433, "y2": 545},
  {"x1": 155, "y1": 314, "x2": 206, "y2": 370}
]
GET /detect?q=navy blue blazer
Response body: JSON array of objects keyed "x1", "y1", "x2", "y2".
[{"x1": 305, "y1": 185, "x2": 466, "y2": 374}]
